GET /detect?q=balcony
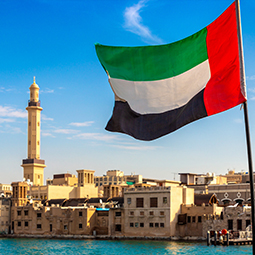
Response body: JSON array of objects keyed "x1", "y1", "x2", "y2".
[{"x1": 28, "y1": 100, "x2": 41, "y2": 107}]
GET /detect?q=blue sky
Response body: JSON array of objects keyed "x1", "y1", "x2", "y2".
[{"x1": 1, "y1": 0, "x2": 255, "y2": 184}]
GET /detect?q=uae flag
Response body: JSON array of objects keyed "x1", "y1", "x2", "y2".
[{"x1": 95, "y1": 2, "x2": 246, "y2": 141}]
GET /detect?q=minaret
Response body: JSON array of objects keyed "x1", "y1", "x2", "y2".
[{"x1": 21, "y1": 77, "x2": 46, "y2": 186}]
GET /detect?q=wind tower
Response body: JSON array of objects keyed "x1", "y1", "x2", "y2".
[{"x1": 21, "y1": 77, "x2": 46, "y2": 186}]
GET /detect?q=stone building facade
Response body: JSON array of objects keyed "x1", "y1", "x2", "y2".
[
  {"x1": 122, "y1": 185, "x2": 194, "y2": 237},
  {"x1": 0, "y1": 197, "x2": 11, "y2": 234}
]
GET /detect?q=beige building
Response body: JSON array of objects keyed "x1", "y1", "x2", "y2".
[
  {"x1": 29, "y1": 169, "x2": 98, "y2": 200},
  {"x1": 0, "y1": 184, "x2": 12, "y2": 197},
  {"x1": 0, "y1": 198, "x2": 11, "y2": 234},
  {"x1": 121, "y1": 185, "x2": 194, "y2": 237},
  {"x1": 94, "y1": 170, "x2": 143, "y2": 188},
  {"x1": 10, "y1": 196, "x2": 119, "y2": 236},
  {"x1": 195, "y1": 173, "x2": 227, "y2": 185},
  {"x1": 51, "y1": 173, "x2": 77, "y2": 186},
  {"x1": 11, "y1": 202, "x2": 97, "y2": 235},
  {"x1": 221, "y1": 170, "x2": 244, "y2": 184},
  {"x1": 188, "y1": 183, "x2": 252, "y2": 205},
  {"x1": 203, "y1": 205, "x2": 251, "y2": 236},
  {"x1": 21, "y1": 78, "x2": 46, "y2": 186},
  {"x1": 177, "y1": 193, "x2": 223, "y2": 238},
  {"x1": 11, "y1": 182, "x2": 28, "y2": 207}
]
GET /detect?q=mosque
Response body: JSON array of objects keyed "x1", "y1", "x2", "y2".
[{"x1": 16, "y1": 78, "x2": 98, "y2": 203}]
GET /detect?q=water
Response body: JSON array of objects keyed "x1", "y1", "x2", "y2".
[{"x1": 0, "y1": 238, "x2": 252, "y2": 255}]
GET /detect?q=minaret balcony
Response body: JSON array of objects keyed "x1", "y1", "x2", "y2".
[
  {"x1": 22, "y1": 158, "x2": 45, "y2": 165},
  {"x1": 28, "y1": 100, "x2": 41, "y2": 107}
]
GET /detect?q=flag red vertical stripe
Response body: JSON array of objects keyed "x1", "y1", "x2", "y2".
[{"x1": 204, "y1": 2, "x2": 246, "y2": 116}]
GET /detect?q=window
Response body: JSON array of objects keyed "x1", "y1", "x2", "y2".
[
  {"x1": 18, "y1": 221, "x2": 21, "y2": 227},
  {"x1": 237, "y1": 219, "x2": 242, "y2": 231},
  {"x1": 50, "y1": 224, "x2": 52, "y2": 232},
  {"x1": 115, "y1": 224, "x2": 121, "y2": 231},
  {"x1": 198, "y1": 216, "x2": 202, "y2": 223},
  {"x1": 149, "y1": 211, "x2": 154, "y2": 216},
  {"x1": 136, "y1": 198, "x2": 144, "y2": 208},
  {"x1": 64, "y1": 225, "x2": 68, "y2": 230},
  {"x1": 79, "y1": 211, "x2": 82, "y2": 217},
  {"x1": 17, "y1": 210, "x2": 21, "y2": 216},
  {"x1": 149, "y1": 223, "x2": 154, "y2": 228},
  {"x1": 100, "y1": 183, "x2": 102, "y2": 186},
  {"x1": 228, "y1": 219, "x2": 233, "y2": 230},
  {"x1": 24, "y1": 210, "x2": 29, "y2": 216},
  {"x1": 130, "y1": 211, "x2": 134, "y2": 216},
  {"x1": 160, "y1": 211, "x2": 164, "y2": 216},
  {"x1": 187, "y1": 216, "x2": 191, "y2": 223},
  {"x1": 79, "y1": 223, "x2": 83, "y2": 229},
  {"x1": 37, "y1": 213, "x2": 41, "y2": 218},
  {"x1": 115, "y1": 211, "x2": 121, "y2": 217},
  {"x1": 37, "y1": 224, "x2": 42, "y2": 229},
  {"x1": 24, "y1": 221, "x2": 28, "y2": 227},
  {"x1": 163, "y1": 197, "x2": 167, "y2": 204},
  {"x1": 135, "y1": 222, "x2": 139, "y2": 228},
  {"x1": 192, "y1": 216, "x2": 196, "y2": 223},
  {"x1": 140, "y1": 223, "x2": 144, "y2": 228},
  {"x1": 140, "y1": 211, "x2": 144, "y2": 216},
  {"x1": 223, "y1": 200, "x2": 230, "y2": 205},
  {"x1": 160, "y1": 223, "x2": 164, "y2": 228},
  {"x1": 130, "y1": 222, "x2": 134, "y2": 227},
  {"x1": 127, "y1": 198, "x2": 131, "y2": 204},
  {"x1": 155, "y1": 223, "x2": 159, "y2": 228},
  {"x1": 150, "y1": 197, "x2": 158, "y2": 208},
  {"x1": 246, "y1": 219, "x2": 251, "y2": 228}
]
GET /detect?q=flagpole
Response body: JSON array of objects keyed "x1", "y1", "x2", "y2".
[{"x1": 235, "y1": 0, "x2": 255, "y2": 252}]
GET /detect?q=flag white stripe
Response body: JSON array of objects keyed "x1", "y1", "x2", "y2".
[{"x1": 110, "y1": 60, "x2": 211, "y2": 114}]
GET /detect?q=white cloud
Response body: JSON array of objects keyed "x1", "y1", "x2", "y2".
[
  {"x1": 69, "y1": 121, "x2": 94, "y2": 127},
  {"x1": 234, "y1": 118, "x2": 243, "y2": 124},
  {"x1": 0, "y1": 106, "x2": 27, "y2": 118},
  {"x1": 11, "y1": 127, "x2": 23, "y2": 134},
  {"x1": 124, "y1": 0, "x2": 163, "y2": 44},
  {"x1": 248, "y1": 87, "x2": 255, "y2": 93},
  {"x1": 247, "y1": 75, "x2": 255, "y2": 81},
  {"x1": 0, "y1": 118, "x2": 15, "y2": 123},
  {"x1": 42, "y1": 132, "x2": 56, "y2": 138},
  {"x1": 3, "y1": 125, "x2": 23, "y2": 134},
  {"x1": 53, "y1": 129, "x2": 79, "y2": 134},
  {"x1": 73, "y1": 132, "x2": 117, "y2": 142},
  {"x1": 42, "y1": 114, "x2": 54, "y2": 121},
  {"x1": 0, "y1": 87, "x2": 16, "y2": 92},
  {"x1": 41, "y1": 88, "x2": 54, "y2": 93}
]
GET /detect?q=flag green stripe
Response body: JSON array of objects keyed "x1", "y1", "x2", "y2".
[{"x1": 95, "y1": 27, "x2": 208, "y2": 82}]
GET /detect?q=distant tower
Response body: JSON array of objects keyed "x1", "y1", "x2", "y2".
[{"x1": 21, "y1": 77, "x2": 46, "y2": 186}]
